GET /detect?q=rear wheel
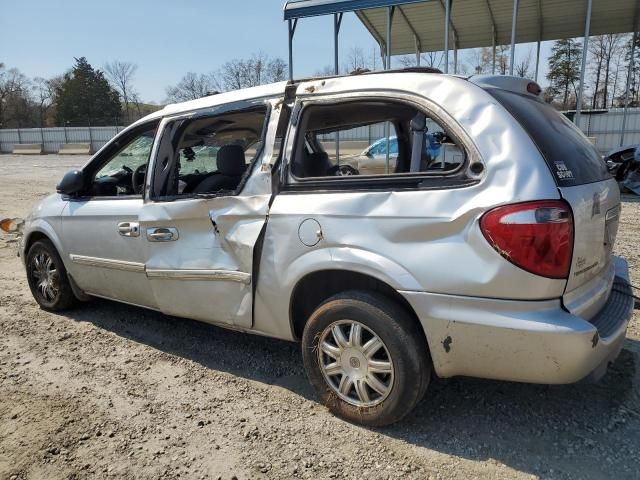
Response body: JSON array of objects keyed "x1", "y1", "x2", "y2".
[
  {"x1": 26, "y1": 240, "x2": 78, "y2": 311},
  {"x1": 302, "y1": 290, "x2": 431, "y2": 426}
]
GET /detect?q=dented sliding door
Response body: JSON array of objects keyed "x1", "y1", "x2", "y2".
[{"x1": 139, "y1": 98, "x2": 284, "y2": 328}]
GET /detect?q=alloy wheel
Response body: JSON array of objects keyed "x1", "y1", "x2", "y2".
[
  {"x1": 317, "y1": 320, "x2": 394, "y2": 407},
  {"x1": 30, "y1": 252, "x2": 59, "y2": 302}
]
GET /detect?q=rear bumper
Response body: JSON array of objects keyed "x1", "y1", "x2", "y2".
[{"x1": 401, "y1": 256, "x2": 633, "y2": 384}]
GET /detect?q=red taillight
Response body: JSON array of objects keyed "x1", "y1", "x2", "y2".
[{"x1": 480, "y1": 201, "x2": 573, "y2": 279}]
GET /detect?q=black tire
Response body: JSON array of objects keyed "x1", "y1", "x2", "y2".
[
  {"x1": 26, "y1": 239, "x2": 78, "y2": 311},
  {"x1": 301, "y1": 290, "x2": 431, "y2": 426}
]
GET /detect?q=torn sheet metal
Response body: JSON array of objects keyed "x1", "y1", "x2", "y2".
[
  {"x1": 605, "y1": 144, "x2": 640, "y2": 195},
  {"x1": 622, "y1": 168, "x2": 640, "y2": 195}
]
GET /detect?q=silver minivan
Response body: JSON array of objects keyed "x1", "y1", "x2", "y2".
[{"x1": 18, "y1": 71, "x2": 634, "y2": 426}]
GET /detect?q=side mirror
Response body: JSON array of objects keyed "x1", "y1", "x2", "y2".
[{"x1": 56, "y1": 169, "x2": 85, "y2": 195}]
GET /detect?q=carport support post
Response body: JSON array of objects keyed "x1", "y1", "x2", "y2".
[
  {"x1": 288, "y1": 19, "x2": 298, "y2": 81},
  {"x1": 444, "y1": 0, "x2": 451, "y2": 73},
  {"x1": 492, "y1": 32, "x2": 496, "y2": 74},
  {"x1": 534, "y1": 40, "x2": 541, "y2": 82},
  {"x1": 453, "y1": 43, "x2": 458, "y2": 74},
  {"x1": 509, "y1": 0, "x2": 519, "y2": 75},
  {"x1": 334, "y1": 13, "x2": 343, "y2": 163},
  {"x1": 385, "y1": 6, "x2": 394, "y2": 70},
  {"x1": 574, "y1": 0, "x2": 593, "y2": 128},
  {"x1": 621, "y1": 29, "x2": 638, "y2": 146},
  {"x1": 88, "y1": 120, "x2": 93, "y2": 153},
  {"x1": 535, "y1": 0, "x2": 543, "y2": 82},
  {"x1": 415, "y1": 35, "x2": 421, "y2": 66},
  {"x1": 385, "y1": 5, "x2": 395, "y2": 174}
]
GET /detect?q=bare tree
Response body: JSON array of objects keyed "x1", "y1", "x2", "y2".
[
  {"x1": 31, "y1": 77, "x2": 55, "y2": 127},
  {"x1": 267, "y1": 58, "x2": 287, "y2": 82},
  {"x1": 219, "y1": 59, "x2": 248, "y2": 90},
  {"x1": 609, "y1": 49, "x2": 626, "y2": 107},
  {"x1": 218, "y1": 53, "x2": 289, "y2": 91},
  {"x1": 464, "y1": 48, "x2": 486, "y2": 74},
  {"x1": 245, "y1": 52, "x2": 268, "y2": 86},
  {"x1": 397, "y1": 51, "x2": 444, "y2": 70},
  {"x1": 314, "y1": 65, "x2": 337, "y2": 77},
  {"x1": 129, "y1": 91, "x2": 143, "y2": 118},
  {"x1": 588, "y1": 34, "x2": 625, "y2": 108},
  {"x1": 165, "y1": 53, "x2": 288, "y2": 101},
  {"x1": 514, "y1": 49, "x2": 533, "y2": 78},
  {"x1": 589, "y1": 38, "x2": 606, "y2": 108},
  {"x1": 0, "y1": 63, "x2": 31, "y2": 128},
  {"x1": 346, "y1": 46, "x2": 370, "y2": 72},
  {"x1": 496, "y1": 46, "x2": 511, "y2": 75},
  {"x1": 397, "y1": 55, "x2": 416, "y2": 68},
  {"x1": 165, "y1": 72, "x2": 220, "y2": 102},
  {"x1": 423, "y1": 51, "x2": 444, "y2": 70},
  {"x1": 462, "y1": 46, "x2": 507, "y2": 75},
  {"x1": 104, "y1": 61, "x2": 138, "y2": 122}
]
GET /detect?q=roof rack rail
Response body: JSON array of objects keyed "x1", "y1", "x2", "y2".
[
  {"x1": 286, "y1": 66, "x2": 442, "y2": 87},
  {"x1": 392, "y1": 66, "x2": 443, "y2": 74}
]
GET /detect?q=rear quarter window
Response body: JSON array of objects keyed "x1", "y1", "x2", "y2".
[{"x1": 489, "y1": 89, "x2": 610, "y2": 186}]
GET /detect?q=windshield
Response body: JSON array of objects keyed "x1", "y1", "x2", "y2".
[{"x1": 488, "y1": 89, "x2": 610, "y2": 186}]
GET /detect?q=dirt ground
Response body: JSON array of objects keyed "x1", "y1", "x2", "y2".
[{"x1": 1, "y1": 154, "x2": 639, "y2": 480}]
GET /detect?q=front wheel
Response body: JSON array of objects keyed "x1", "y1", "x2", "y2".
[
  {"x1": 26, "y1": 240, "x2": 78, "y2": 311},
  {"x1": 302, "y1": 290, "x2": 431, "y2": 426}
]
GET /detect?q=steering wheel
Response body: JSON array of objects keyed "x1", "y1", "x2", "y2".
[
  {"x1": 329, "y1": 164, "x2": 359, "y2": 176},
  {"x1": 131, "y1": 164, "x2": 147, "y2": 194}
]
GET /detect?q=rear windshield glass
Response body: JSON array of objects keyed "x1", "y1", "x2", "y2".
[{"x1": 489, "y1": 89, "x2": 610, "y2": 186}]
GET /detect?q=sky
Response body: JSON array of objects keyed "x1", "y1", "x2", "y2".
[{"x1": 2, "y1": 0, "x2": 553, "y2": 104}]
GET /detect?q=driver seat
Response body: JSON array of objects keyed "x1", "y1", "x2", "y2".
[{"x1": 193, "y1": 145, "x2": 247, "y2": 193}]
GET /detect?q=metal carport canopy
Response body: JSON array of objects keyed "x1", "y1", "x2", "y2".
[
  {"x1": 284, "y1": 0, "x2": 638, "y2": 55},
  {"x1": 283, "y1": 0, "x2": 640, "y2": 146}
]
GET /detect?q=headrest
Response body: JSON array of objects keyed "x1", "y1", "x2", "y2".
[
  {"x1": 217, "y1": 145, "x2": 246, "y2": 176},
  {"x1": 304, "y1": 151, "x2": 330, "y2": 177}
]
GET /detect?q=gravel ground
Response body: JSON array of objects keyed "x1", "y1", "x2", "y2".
[{"x1": 1, "y1": 154, "x2": 639, "y2": 480}]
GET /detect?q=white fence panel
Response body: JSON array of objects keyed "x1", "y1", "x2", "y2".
[
  {"x1": 0, "y1": 126, "x2": 123, "y2": 153},
  {"x1": 576, "y1": 108, "x2": 640, "y2": 152},
  {"x1": 4, "y1": 109, "x2": 640, "y2": 155}
]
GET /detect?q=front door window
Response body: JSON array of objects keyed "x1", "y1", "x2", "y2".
[{"x1": 91, "y1": 128, "x2": 157, "y2": 197}]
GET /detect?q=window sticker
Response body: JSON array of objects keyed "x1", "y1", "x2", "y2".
[{"x1": 554, "y1": 161, "x2": 574, "y2": 180}]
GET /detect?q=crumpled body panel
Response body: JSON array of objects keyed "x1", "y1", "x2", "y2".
[{"x1": 252, "y1": 73, "x2": 563, "y2": 339}]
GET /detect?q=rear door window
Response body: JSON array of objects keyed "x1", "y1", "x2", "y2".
[
  {"x1": 488, "y1": 89, "x2": 610, "y2": 186},
  {"x1": 289, "y1": 99, "x2": 467, "y2": 181}
]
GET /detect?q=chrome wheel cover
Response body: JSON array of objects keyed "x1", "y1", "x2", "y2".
[
  {"x1": 318, "y1": 320, "x2": 394, "y2": 407},
  {"x1": 30, "y1": 252, "x2": 59, "y2": 302}
]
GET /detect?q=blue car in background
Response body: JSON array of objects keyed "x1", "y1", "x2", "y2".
[{"x1": 351, "y1": 134, "x2": 445, "y2": 175}]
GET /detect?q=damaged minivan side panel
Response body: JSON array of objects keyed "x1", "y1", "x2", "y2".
[
  {"x1": 140, "y1": 98, "x2": 285, "y2": 328},
  {"x1": 253, "y1": 74, "x2": 565, "y2": 350}
]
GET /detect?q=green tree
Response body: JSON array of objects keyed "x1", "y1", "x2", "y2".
[
  {"x1": 546, "y1": 39, "x2": 582, "y2": 109},
  {"x1": 54, "y1": 57, "x2": 121, "y2": 126}
]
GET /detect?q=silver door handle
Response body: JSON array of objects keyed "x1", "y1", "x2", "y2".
[
  {"x1": 117, "y1": 222, "x2": 140, "y2": 237},
  {"x1": 146, "y1": 227, "x2": 179, "y2": 242}
]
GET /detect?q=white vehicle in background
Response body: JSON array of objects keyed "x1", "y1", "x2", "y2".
[{"x1": 15, "y1": 70, "x2": 634, "y2": 426}]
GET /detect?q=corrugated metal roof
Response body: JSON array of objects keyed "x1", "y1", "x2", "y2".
[
  {"x1": 287, "y1": 0, "x2": 639, "y2": 54},
  {"x1": 283, "y1": 0, "x2": 426, "y2": 20}
]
